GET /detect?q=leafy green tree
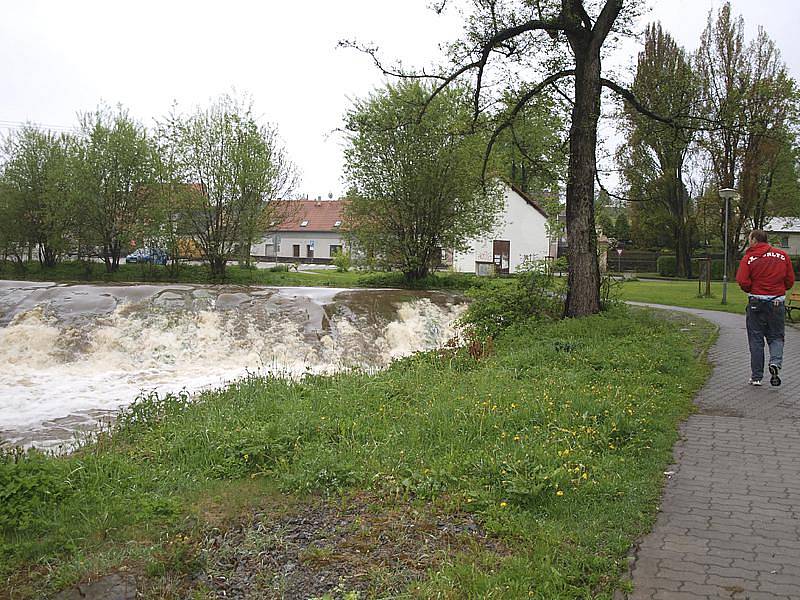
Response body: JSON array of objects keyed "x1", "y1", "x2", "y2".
[
  {"x1": 696, "y1": 2, "x2": 799, "y2": 275},
  {"x1": 76, "y1": 106, "x2": 160, "y2": 272},
  {"x1": 343, "y1": 80, "x2": 503, "y2": 281},
  {"x1": 158, "y1": 94, "x2": 297, "y2": 278},
  {"x1": 618, "y1": 23, "x2": 699, "y2": 277},
  {"x1": 347, "y1": 0, "x2": 682, "y2": 316},
  {"x1": 597, "y1": 211, "x2": 615, "y2": 239},
  {"x1": 614, "y1": 212, "x2": 631, "y2": 242},
  {"x1": 749, "y1": 128, "x2": 800, "y2": 227},
  {"x1": 0, "y1": 175, "x2": 26, "y2": 267},
  {"x1": 492, "y1": 95, "x2": 566, "y2": 195},
  {"x1": 1, "y1": 126, "x2": 79, "y2": 267}
]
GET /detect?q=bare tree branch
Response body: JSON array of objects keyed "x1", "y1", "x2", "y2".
[
  {"x1": 482, "y1": 69, "x2": 576, "y2": 181},
  {"x1": 601, "y1": 78, "x2": 677, "y2": 126}
]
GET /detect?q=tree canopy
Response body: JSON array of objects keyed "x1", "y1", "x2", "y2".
[
  {"x1": 343, "y1": 80, "x2": 503, "y2": 281},
  {"x1": 158, "y1": 95, "x2": 297, "y2": 278}
]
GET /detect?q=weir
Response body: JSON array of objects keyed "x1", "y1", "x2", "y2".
[{"x1": 0, "y1": 281, "x2": 465, "y2": 449}]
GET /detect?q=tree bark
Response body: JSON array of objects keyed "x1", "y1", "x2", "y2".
[
  {"x1": 210, "y1": 255, "x2": 227, "y2": 279},
  {"x1": 675, "y1": 223, "x2": 692, "y2": 278},
  {"x1": 564, "y1": 47, "x2": 601, "y2": 317}
]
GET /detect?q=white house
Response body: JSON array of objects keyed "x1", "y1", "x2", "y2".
[
  {"x1": 764, "y1": 217, "x2": 800, "y2": 255},
  {"x1": 452, "y1": 182, "x2": 551, "y2": 274},
  {"x1": 251, "y1": 200, "x2": 347, "y2": 263}
]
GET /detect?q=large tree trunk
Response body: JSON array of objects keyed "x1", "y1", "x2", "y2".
[
  {"x1": 675, "y1": 223, "x2": 692, "y2": 279},
  {"x1": 210, "y1": 255, "x2": 227, "y2": 279},
  {"x1": 564, "y1": 49, "x2": 601, "y2": 318}
]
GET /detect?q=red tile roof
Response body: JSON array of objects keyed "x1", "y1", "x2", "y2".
[{"x1": 271, "y1": 200, "x2": 347, "y2": 232}]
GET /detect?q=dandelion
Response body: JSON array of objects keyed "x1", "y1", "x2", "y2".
[
  {"x1": 556, "y1": 490, "x2": 564, "y2": 496},
  {"x1": 500, "y1": 501, "x2": 507, "y2": 507}
]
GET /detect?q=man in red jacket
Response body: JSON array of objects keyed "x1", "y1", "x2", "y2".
[{"x1": 736, "y1": 229, "x2": 796, "y2": 386}]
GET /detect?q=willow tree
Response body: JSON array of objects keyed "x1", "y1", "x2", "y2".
[
  {"x1": 618, "y1": 23, "x2": 699, "y2": 277},
  {"x1": 343, "y1": 80, "x2": 502, "y2": 281},
  {"x1": 348, "y1": 0, "x2": 679, "y2": 317},
  {"x1": 159, "y1": 95, "x2": 297, "y2": 278}
]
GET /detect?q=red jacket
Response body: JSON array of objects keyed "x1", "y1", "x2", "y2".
[{"x1": 736, "y1": 242, "x2": 795, "y2": 296}]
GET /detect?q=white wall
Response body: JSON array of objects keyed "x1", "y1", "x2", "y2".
[
  {"x1": 251, "y1": 231, "x2": 345, "y2": 259},
  {"x1": 452, "y1": 186, "x2": 550, "y2": 274},
  {"x1": 783, "y1": 233, "x2": 800, "y2": 256}
]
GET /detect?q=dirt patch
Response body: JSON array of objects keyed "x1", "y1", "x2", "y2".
[{"x1": 196, "y1": 493, "x2": 507, "y2": 599}]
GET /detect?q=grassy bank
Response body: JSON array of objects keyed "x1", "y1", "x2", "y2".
[
  {"x1": 0, "y1": 306, "x2": 714, "y2": 599},
  {"x1": 0, "y1": 260, "x2": 481, "y2": 290}
]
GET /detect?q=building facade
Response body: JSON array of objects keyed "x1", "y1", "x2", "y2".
[
  {"x1": 764, "y1": 217, "x2": 800, "y2": 255},
  {"x1": 250, "y1": 200, "x2": 347, "y2": 263},
  {"x1": 451, "y1": 183, "x2": 551, "y2": 274}
]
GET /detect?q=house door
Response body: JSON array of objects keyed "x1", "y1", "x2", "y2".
[{"x1": 493, "y1": 240, "x2": 510, "y2": 274}]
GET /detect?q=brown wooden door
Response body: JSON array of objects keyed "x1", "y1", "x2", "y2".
[{"x1": 493, "y1": 240, "x2": 510, "y2": 274}]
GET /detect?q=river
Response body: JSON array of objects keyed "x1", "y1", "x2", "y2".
[{"x1": 0, "y1": 281, "x2": 465, "y2": 449}]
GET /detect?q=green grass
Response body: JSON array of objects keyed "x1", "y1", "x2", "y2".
[
  {"x1": 0, "y1": 307, "x2": 715, "y2": 598},
  {"x1": 619, "y1": 279, "x2": 755, "y2": 314},
  {"x1": 0, "y1": 260, "x2": 482, "y2": 290}
]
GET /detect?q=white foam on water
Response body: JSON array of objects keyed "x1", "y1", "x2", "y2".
[{"x1": 0, "y1": 286, "x2": 465, "y2": 447}]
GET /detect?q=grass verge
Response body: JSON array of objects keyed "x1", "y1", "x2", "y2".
[
  {"x1": 0, "y1": 307, "x2": 716, "y2": 599},
  {"x1": 0, "y1": 261, "x2": 481, "y2": 290},
  {"x1": 619, "y1": 280, "x2": 753, "y2": 314}
]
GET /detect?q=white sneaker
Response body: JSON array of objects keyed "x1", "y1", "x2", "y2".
[{"x1": 749, "y1": 378, "x2": 763, "y2": 386}]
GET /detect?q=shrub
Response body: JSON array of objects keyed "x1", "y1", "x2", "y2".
[
  {"x1": 0, "y1": 451, "x2": 71, "y2": 531},
  {"x1": 459, "y1": 262, "x2": 563, "y2": 338},
  {"x1": 656, "y1": 255, "x2": 676, "y2": 277},
  {"x1": 269, "y1": 263, "x2": 290, "y2": 272},
  {"x1": 331, "y1": 250, "x2": 352, "y2": 272}
]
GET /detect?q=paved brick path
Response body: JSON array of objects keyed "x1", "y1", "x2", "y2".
[{"x1": 627, "y1": 304, "x2": 800, "y2": 600}]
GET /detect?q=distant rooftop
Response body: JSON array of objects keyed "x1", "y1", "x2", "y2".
[
  {"x1": 270, "y1": 199, "x2": 346, "y2": 233},
  {"x1": 764, "y1": 217, "x2": 800, "y2": 233}
]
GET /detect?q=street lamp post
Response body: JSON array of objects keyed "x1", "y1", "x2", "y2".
[{"x1": 718, "y1": 188, "x2": 738, "y2": 305}]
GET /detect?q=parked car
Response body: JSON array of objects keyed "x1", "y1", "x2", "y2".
[{"x1": 125, "y1": 248, "x2": 168, "y2": 265}]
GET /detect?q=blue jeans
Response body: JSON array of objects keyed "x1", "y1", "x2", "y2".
[{"x1": 746, "y1": 297, "x2": 785, "y2": 380}]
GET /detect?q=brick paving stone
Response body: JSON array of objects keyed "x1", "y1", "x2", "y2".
[{"x1": 625, "y1": 305, "x2": 800, "y2": 599}]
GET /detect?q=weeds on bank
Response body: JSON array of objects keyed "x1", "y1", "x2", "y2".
[{"x1": 0, "y1": 284, "x2": 714, "y2": 597}]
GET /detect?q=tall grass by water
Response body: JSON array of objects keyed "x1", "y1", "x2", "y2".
[{"x1": 0, "y1": 303, "x2": 715, "y2": 598}]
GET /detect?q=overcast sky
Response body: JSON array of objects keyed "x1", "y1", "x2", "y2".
[{"x1": 1, "y1": 1, "x2": 798, "y2": 199}]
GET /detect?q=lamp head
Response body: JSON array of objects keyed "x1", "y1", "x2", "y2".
[{"x1": 718, "y1": 188, "x2": 738, "y2": 200}]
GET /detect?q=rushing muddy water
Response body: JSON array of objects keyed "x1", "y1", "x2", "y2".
[{"x1": 0, "y1": 281, "x2": 465, "y2": 449}]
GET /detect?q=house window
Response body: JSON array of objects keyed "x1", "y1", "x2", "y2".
[
  {"x1": 307, "y1": 244, "x2": 314, "y2": 259},
  {"x1": 292, "y1": 244, "x2": 300, "y2": 257},
  {"x1": 330, "y1": 244, "x2": 342, "y2": 257},
  {"x1": 781, "y1": 236, "x2": 790, "y2": 248},
  {"x1": 300, "y1": 220, "x2": 309, "y2": 227}
]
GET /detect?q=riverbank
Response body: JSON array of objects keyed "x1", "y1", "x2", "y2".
[
  {"x1": 0, "y1": 306, "x2": 715, "y2": 599},
  {"x1": 0, "y1": 260, "x2": 480, "y2": 290}
]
